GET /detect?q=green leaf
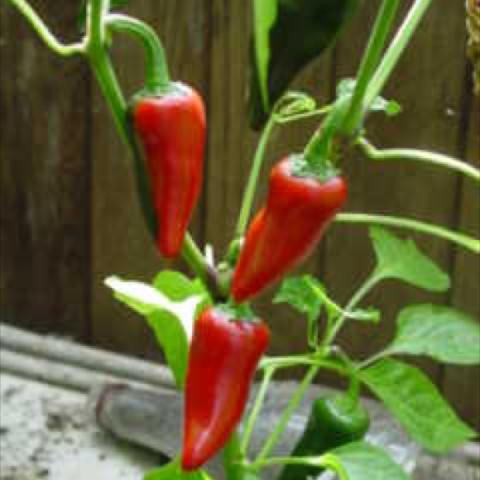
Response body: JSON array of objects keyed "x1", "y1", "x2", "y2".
[
  {"x1": 274, "y1": 275, "x2": 331, "y2": 347},
  {"x1": 360, "y1": 359, "x2": 476, "y2": 453},
  {"x1": 153, "y1": 270, "x2": 210, "y2": 319},
  {"x1": 274, "y1": 275, "x2": 325, "y2": 323},
  {"x1": 370, "y1": 227, "x2": 450, "y2": 292},
  {"x1": 249, "y1": 0, "x2": 361, "y2": 129},
  {"x1": 318, "y1": 441, "x2": 409, "y2": 480},
  {"x1": 274, "y1": 275, "x2": 380, "y2": 328},
  {"x1": 337, "y1": 79, "x2": 401, "y2": 117},
  {"x1": 253, "y1": 0, "x2": 279, "y2": 111},
  {"x1": 104, "y1": 274, "x2": 206, "y2": 388},
  {"x1": 144, "y1": 460, "x2": 213, "y2": 480},
  {"x1": 389, "y1": 304, "x2": 480, "y2": 365},
  {"x1": 337, "y1": 78, "x2": 356, "y2": 98},
  {"x1": 370, "y1": 96, "x2": 402, "y2": 117},
  {"x1": 146, "y1": 309, "x2": 189, "y2": 389}
]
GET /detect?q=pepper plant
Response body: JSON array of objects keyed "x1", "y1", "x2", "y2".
[{"x1": 6, "y1": 1, "x2": 480, "y2": 480}]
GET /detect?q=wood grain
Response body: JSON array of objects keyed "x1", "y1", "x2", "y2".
[{"x1": 0, "y1": 0, "x2": 91, "y2": 341}]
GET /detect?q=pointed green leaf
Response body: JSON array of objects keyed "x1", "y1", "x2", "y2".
[
  {"x1": 104, "y1": 275, "x2": 206, "y2": 388},
  {"x1": 274, "y1": 275, "x2": 325, "y2": 323},
  {"x1": 389, "y1": 304, "x2": 480, "y2": 365},
  {"x1": 253, "y1": 0, "x2": 279, "y2": 111},
  {"x1": 360, "y1": 359, "x2": 476, "y2": 453},
  {"x1": 320, "y1": 441, "x2": 409, "y2": 480},
  {"x1": 370, "y1": 227, "x2": 450, "y2": 291}
]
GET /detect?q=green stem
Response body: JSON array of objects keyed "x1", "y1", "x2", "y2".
[
  {"x1": 343, "y1": 0, "x2": 401, "y2": 134},
  {"x1": 89, "y1": 51, "x2": 132, "y2": 149},
  {"x1": 323, "y1": 274, "x2": 381, "y2": 346},
  {"x1": 357, "y1": 348, "x2": 393, "y2": 370},
  {"x1": 181, "y1": 234, "x2": 211, "y2": 287},
  {"x1": 106, "y1": 13, "x2": 170, "y2": 90},
  {"x1": 6, "y1": 0, "x2": 86, "y2": 56},
  {"x1": 255, "y1": 365, "x2": 319, "y2": 465},
  {"x1": 259, "y1": 355, "x2": 347, "y2": 376},
  {"x1": 249, "y1": 455, "x2": 327, "y2": 470},
  {"x1": 235, "y1": 113, "x2": 276, "y2": 237},
  {"x1": 335, "y1": 213, "x2": 480, "y2": 254},
  {"x1": 364, "y1": 0, "x2": 434, "y2": 108},
  {"x1": 274, "y1": 106, "x2": 332, "y2": 124},
  {"x1": 357, "y1": 137, "x2": 480, "y2": 183},
  {"x1": 240, "y1": 367, "x2": 275, "y2": 455},
  {"x1": 223, "y1": 432, "x2": 245, "y2": 480}
]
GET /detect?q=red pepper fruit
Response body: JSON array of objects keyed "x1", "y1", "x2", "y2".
[
  {"x1": 132, "y1": 83, "x2": 206, "y2": 258},
  {"x1": 182, "y1": 306, "x2": 270, "y2": 471},
  {"x1": 232, "y1": 156, "x2": 347, "y2": 302}
]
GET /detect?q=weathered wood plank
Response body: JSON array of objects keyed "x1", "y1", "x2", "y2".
[{"x1": 0, "y1": 1, "x2": 91, "y2": 341}]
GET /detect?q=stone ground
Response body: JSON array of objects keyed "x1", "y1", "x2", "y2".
[{"x1": 0, "y1": 373, "x2": 478, "y2": 480}]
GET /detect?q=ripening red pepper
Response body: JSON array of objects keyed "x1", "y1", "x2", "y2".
[
  {"x1": 132, "y1": 83, "x2": 206, "y2": 258},
  {"x1": 232, "y1": 156, "x2": 347, "y2": 302},
  {"x1": 182, "y1": 306, "x2": 270, "y2": 471}
]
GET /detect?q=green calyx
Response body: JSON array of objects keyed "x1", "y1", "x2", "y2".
[
  {"x1": 216, "y1": 302, "x2": 258, "y2": 323},
  {"x1": 289, "y1": 154, "x2": 340, "y2": 183},
  {"x1": 302, "y1": 94, "x2": 352, "y2": 180},
  {"x1": 130, "y1": 81, "x2": 187, "y2": 106}
]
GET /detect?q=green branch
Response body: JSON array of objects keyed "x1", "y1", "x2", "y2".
[
  {"x1": 235, "y1": 113, "x2": 276, "y2": 238},
  {"x1": 106, "y1": 13, "x2": 170, "y2": 90},
  {"x1": 240, "y1": 367, "x2": 275, "y2": 456},
  {"x1": 357, "y1": 138, "x2": 480, "y2": 184},
  {"x1": 343, "y1": 0, "x2": 401, "y2": 134},
  {"x1": 365, "y1": 0, "x2": 434, "y2": 107},
  {"x1": 255, "y1": 365, "x2": 319, "y2": 465},
  {"x1": 335, "y1": 213, "x2": 480, "y2": 254},
  {"x1": 6, "y1": 0, "x2": 86, "y2": 56}
]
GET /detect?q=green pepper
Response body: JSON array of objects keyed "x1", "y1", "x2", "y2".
[{"x1": 279, "y1": 394, "x2": 370, "y2": 480}]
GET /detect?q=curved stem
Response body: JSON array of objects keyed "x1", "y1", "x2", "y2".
[
  {"x1": 343, "y1": 0, "x2": 401, "y2": 134},
  {"x1": 249, "y1": 455, "x2": 317, "y2": 470},
  {"x1": 323, "y1": 274, "x2": 381, "y2": 347},
  {"x1": 235, "y1": 113, "x2": 276, "y2": 237},
  {"x1": 6, "y1": 0, "x2": 86, "y2": 56},
  {"x1": 365, "y1": 0, "x2": 434, "y2": 108},
  {"x1": 357, "y1": 137, "x2": 480, "y2": 183},
  {"x1": 106, "y1": 13, "x2": 170, "y2": 90},
  {"x1": 357, "y1": 348, "x2": 393, "y2": 370},
  {"x1": 89, "y1": 51, "x2": 131, "y2": 149},
  {"x1": 241, "y1": 367, "x2": 275, "y2": 455},
  {"x1": 335, "y1": 213, "x2": 480, "y2": 254},
  {"x1": 181, "y1": 234, "x2": 211, "y2": 287},
  {"x1": 255, "y1": 365, "x2": 319, "y2": 464},
  {"x1": 274, "y1": 106, "x2": 331, "y2": 124},
  {"x1": 259, "y1": 354, "x2": 347, "y2": 376}
]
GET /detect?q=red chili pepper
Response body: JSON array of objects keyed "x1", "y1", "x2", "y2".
[
  {"x1": 182, "y1": 306, "x2": 270, "y2": 471},
  {"x1": 132, "y1": 83, "x2": 206, "y2": 258},
  {"x1": 232, "y1": 156, "x2": 347, "y2": 302}
]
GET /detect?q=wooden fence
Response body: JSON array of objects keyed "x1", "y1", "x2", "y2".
[{"x1": 1, "y1": 0, "x2": 479, "y2": 429}]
